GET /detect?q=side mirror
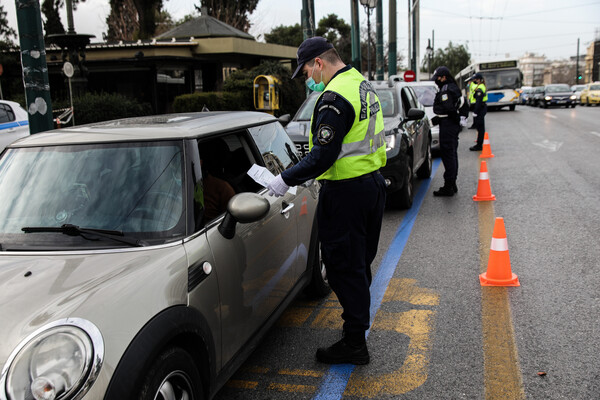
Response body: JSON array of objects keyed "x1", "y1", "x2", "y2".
[
  {"x1": 406, "y1": 108, "x2": 425, "y2": 121},
  {"x1": 278, "y1": 114, "x2": 291, "y2": 126},
  {"x1": 218, "y1": 193, "x2": 270, "y2": 239}
]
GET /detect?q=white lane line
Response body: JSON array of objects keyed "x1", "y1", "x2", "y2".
[
  {"x1": 545, "y1": 113, "x2": 558, "y2": 119},
  {"x1": 591, "y1": 131, "x2": 600, "y2": 138}
]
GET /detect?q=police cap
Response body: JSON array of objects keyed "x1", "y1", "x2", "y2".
[
  {"x1": 432, "y1": 66, "x2": 451, "y2": 80},
  {"x1": 291, "y1": 37, "x2": 334, "y2": 79},
  {"x1": 472, "y1": 72, "x2": 483, "y2": 80}
]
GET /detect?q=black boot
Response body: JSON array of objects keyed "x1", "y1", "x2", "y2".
[
  {"x1": 453, "y1": 182, "x2": 458, "y2": 193},
  {"x1": 469, "y1": 145, "x2": 482, "y2": 151},
  {"x1": 316, "y1": 333, "x2": 369, "y2": 365},
  {"x1": 433, "y1": 182, "x2": 455, "y2": 197}
]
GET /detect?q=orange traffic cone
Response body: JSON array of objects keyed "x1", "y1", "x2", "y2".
[
  {"x1": 480, "y1": 132, "x2": 495, "y2": 158},
  {"x1": 473, "y1": 160, "x2": 496, "y2": 201},
  {"x1": 480, "y1": 217, "x2": 520, "y2": 286}
]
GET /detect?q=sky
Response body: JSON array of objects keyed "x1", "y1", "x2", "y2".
[{"x1": 4, "y1": 0, "x2": 600, "y2": 64}]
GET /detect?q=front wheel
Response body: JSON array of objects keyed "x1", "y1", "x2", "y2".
[
  {"x1": 305, "y1": 219, "x2": 330, "y2": 299},
  {"x1": 416, "y1": 139, "x2": 432, "y2": 179},
  {"x1": 138, "y1": 347, "x2": 204, "y2": 400},
  {"x1": 391, "y1": 156, "x2": 414, "y2": 209},
  {"x1": 509, "y1": 104, "x2": 516, "y2": 111}
]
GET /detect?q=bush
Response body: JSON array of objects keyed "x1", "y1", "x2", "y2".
[
  {"x1": 172, "y1": 91, "x2": 249, "y2": 113},
  {"x1": 53, "y1": 92, "x2": 152, "y2": 125}
]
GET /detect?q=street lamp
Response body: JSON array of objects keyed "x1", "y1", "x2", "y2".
[
  {"x1": 360, "y1": 0, "x2": 377, "y2": 80},
  {"x1": 426, "y1": 40, "x2": 433, "y2": 79}
]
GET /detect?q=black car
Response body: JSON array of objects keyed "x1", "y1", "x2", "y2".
[
  {"x1": 285, "y1": 80, "x2": 432, "y2": 209},
  {"x1": 539, "y1": 84, "x2": 577, "y2": 108}
]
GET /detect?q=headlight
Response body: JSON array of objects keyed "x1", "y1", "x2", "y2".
[
  {"x1": 1, "y1": 319, "x2": 103, "y2": 400},
  {"x1": 545, "y1": 96, "x2": 552, "y2": 101},
  {"x1": 570, "y1": 95, "x2": 576, "y2": 100},
  {"x1": 384, "y1": 132, "x2": 396, "y2": 151}
]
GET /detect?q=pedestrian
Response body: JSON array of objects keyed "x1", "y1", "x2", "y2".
[
  {"x1": 431, "y1": 66, "x2": 467, "y2": 197},
  {"x1": 469, "y1": 73, "x2": 487, "y2": 151},
  {"x1": 266, "y1": 36, "x2": 387, "y2": 365},
  {"x1": 467, "y1": 78, "x2": 477, "y2": 129}
]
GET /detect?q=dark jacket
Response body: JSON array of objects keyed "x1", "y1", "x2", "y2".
[{"x1": 433, "y1": 82, "x2": 462, "y2": 125}]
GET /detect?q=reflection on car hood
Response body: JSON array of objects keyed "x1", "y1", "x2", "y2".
[{"x1": 0, "y1": 247, "x2": 187, "y2": 372}]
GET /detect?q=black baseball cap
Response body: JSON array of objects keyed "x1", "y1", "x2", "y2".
[
  {"x1": 432, "y1": 66, "x2": 451, "y2": 80},
  {"x1": 291, "y1": 36, "x2": 334, "y2": 79},
  {"x1": 472, "y1": 72, "x2": 483, "y2": 80}
]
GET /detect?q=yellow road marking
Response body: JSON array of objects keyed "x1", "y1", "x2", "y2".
[
  {"x1": 478, "y1": 202, "x2": 525, "y2": 399},
  {"x1": 278, "y1": 368, "x2": 324, "y2": 378},
  {"x1": 267, "y1": 382, "x2": 316, "y2": 393},
  {"x1": 225, "y1": 379, "x2": 258, "y2": 389}
]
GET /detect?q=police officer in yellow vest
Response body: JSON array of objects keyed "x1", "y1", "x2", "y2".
[
  {"x1": 469, "y1": 73, "x2": 488, "y2": 151},
  {"x1": 267, "y1": 37, "x2": 387, "y2": 365}
]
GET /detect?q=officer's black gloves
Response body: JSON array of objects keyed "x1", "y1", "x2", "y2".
[{"x1": 431, "y1": 116, "x2": 440, "y2": 126}]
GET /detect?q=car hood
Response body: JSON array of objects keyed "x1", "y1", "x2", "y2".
[
  {"x1": 546, "y1": 91, "x2": 572, "y2": 96},
  {"x1": 0, "y1": 247, "x2": 187, "y2": 373}
]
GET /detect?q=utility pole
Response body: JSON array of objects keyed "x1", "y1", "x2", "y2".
[
  {"x1": 15, "y1": 0, "x2": 54, "y2": 134},
  {"x1": 576, "y1": 38, "x2": 580, "y2": 84},
  {"x1": 376, "y1": 0, "x2": 384, "y2": 80},
  {"x1": 388, "y1": 0, "x2": 397, "y2": 76},
  {"x1": 351, "y1": 0, "x2": 362, "y2": 72},
  {"x1": 301, "y1": 0, "x2": 315, "y2": 40}
]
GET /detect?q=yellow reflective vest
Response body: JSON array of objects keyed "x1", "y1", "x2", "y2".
[
  {"x1": 469, "y1": 82, "x2": 488, "y2": 103},
  {"x1": 308, "y1": 68, "x2": 386, "y2": 181}
]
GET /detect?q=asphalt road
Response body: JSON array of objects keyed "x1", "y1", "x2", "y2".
[{"x1": 214, "y1": 104, "x2": 600, "y2": 400}]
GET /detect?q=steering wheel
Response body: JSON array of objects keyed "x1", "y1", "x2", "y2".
[{"x1": 128, "y1": 191, "x2": 182, "y2": 231}]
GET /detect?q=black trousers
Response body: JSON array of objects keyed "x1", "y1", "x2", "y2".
[
  {"x1": 439, "y1": 120, "x2": 460, "y2": 182},
  {"x1": 474, "y1": 112, "x2": 486, "y2": 146},
  {"x1": 317, "y1": 172, "x2": 386, "y2": 335}
]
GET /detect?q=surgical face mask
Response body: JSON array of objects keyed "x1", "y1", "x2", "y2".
[{"x1": 305, "y1": 63, "x2": 325, "y2": 92}]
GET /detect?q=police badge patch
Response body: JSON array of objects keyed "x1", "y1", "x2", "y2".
[
  {"x1": 442, "y1": 94, "x2": 448, "y2": 101},
  {"x1": 317, "y1": 124, "x2": 335, "y2": 145}
]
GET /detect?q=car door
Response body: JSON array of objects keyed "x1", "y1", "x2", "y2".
[
  {"x1": 0, "y1": 103, "x2": 29, "y2": 152},
  {"x1": 187, "y1": 125, "x2": 303, "y2": 365}
]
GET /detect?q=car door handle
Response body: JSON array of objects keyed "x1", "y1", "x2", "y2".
[{"x1": 281, "y1": 202, "x2": 295, "y2": 214}]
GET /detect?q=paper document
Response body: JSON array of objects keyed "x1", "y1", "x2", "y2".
[{"x1": 247, "y1": 164, "x2": 297, "y2": 195}]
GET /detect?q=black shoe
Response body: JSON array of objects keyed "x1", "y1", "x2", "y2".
[
  {"x1": 316, "y1": 338, "x2": 370, "y2": 365},
  {"x1": 453, "y1": 183, "x2": 458, "y2": 193},
  {"x1": 469, "y1": 145, "x2": 482, "y2": 151},
  {"x1": 433, "y1": 185, "x2": 455, "y2": 197}
]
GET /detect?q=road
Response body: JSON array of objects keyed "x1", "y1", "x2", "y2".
[{"x1": 214, "y1": 105, "x2": 600, "y2": 400}]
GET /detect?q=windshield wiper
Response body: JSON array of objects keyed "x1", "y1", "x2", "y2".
[{"x1": 21, "y1": 224, "x2": 148, "y2": 247}]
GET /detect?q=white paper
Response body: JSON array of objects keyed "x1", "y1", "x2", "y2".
[{"x1": 247, "y1": 164, "x2": 297, "y2": 195}]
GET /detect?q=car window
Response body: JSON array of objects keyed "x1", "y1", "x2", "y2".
[
  {"x1": 296, "y1": 94, "x2": 319, "y2": 121},
  {"x1": 400, "y1": 88, "x2": 416, "y2": 113},
  {"x1": 590, "y1": 85, "x2": 600, "y2": 91},
  {"x1": 249, "y1": 122, "x2": 300, "y2": 176},
  {"x1": 406, "y1": 87, "x2": 420, "y2": 109},
  {"x1": 0, "y1": 141, "x2": 186, "y2": 247},
  {"x1": 412, "y1": 85, "x2": 437, "y2": 106},
  {"x1": 0, "y1": 104, "x2": 16, "y2": 123},
  {"x1": 376, "y1": 89, "x2": 397, "y2": 117},
  {"x1": 546, "y1": 85, "x2": 570, "y2": 93}
]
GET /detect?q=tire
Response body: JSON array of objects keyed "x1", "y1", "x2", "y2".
[
  {"x1": 391, "y1": 156, "x2": 413, "y2": 209},
  {"x1": 138, "y1": 347, "x2": 204, "y2": 400},
  {"x1": 416, "y1": 139, "x2": 432, "y2": 179},
  {"x1": 509, "y1": 105, "x2": 516, "y2": 111},
  {"x1": 305, "y1": 219, "x2": 330, "y2": 299}
]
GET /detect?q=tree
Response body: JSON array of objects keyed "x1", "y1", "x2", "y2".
[
  {"x1": 264, "y1": 24, "x2": 303, "y2": 47},
  {"x1": 424, "y1": 41, "x2": 471, "y2": 77},
  {"x1": 0, "y1": 4, "x2": 17, "y2": 50},
  {"x1": 133, "y1": 0, "x2": 163, "y2": 39},
  {"x1": 195, "y1": 0, "x2": 259, "y2": 33},
  {"x1": 40, "y1": 0, "x2": 86, "y2": 37},
  {"x1": 316, "y1": 14, "x2": 351, "y2": 64},
  {"x1": 105, "y1": 0, "x2": 139, "y2": 41}
]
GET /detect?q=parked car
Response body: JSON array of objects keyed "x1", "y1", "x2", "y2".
[
  {"x1": 406, "y1": 80, "x2": 440, "y2": 153},
  {"x1": 284, "y1": 92, "x2": 319, "y2": 157},
  {"x1": 571, "y1": 84, "x2": 587, "y2": 104},
  {"x1": 371, "y1": 79, "x2": 432, "y2": 209},
  {"x1": 539, "y1": 84, "x2": 576, "y2": 108},
  {"x1": 0, "y1": 111, "x2": 328, "y2": 400},
  {"x1": 529, "y1": 86, "x2": 545, "y2": 106},
  {"x1": 0, "y1": 100, "x2": 30, "y2": 152},
  {"x1": 519, "y1": 86, "x2": 533, "y2": 105},
  {"x1": 580, "y1": 82, "x2": 600, "y2": 106}
]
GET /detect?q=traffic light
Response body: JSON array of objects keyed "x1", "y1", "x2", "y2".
[{"x1": 578, "y1": 75, "x2": 582, "y2": 81}]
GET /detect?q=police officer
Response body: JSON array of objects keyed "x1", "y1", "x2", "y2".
[
  {"x1": 469, "y1": 73, "x2": 487, "y2": 151},
  {"x1": 267, "y1": 36, "x2": 387, "y2": 365},
  {"x1": 431, "y1": 66, "x2": 465, "y2": 197}
]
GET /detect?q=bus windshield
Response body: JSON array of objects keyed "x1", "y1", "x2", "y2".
[{"x1": 481, "y1": 69, "x2": 521, "y2": 91}]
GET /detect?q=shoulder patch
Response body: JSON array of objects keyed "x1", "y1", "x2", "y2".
[
  {"x1": 441, "y1": 94, "x2": 448, "y2": 101},
  {"x1": 322, "y1": 91, "x2": 337, "y2": 102},
  {"x1": 317, "y1": 124, "x2": 335, "y2": 145}
]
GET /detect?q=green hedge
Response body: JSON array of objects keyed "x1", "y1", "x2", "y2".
[
  {"x1": 54, "y1": 92, "x2": 152, "y2": 125},
  {"x1": 172, "y1": 91, "x2": 250, "y2": 113}
]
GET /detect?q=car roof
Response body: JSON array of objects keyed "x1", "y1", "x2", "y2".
[{"x1": 10, "y1": 111, "x2": 277, "y2": 147}]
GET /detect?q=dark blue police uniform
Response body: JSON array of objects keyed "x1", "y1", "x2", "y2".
[
  {"x1": 433, "y1": 81, "x2": 462, "y2": 189},
  {"x1": 282, "y1": 65, "x2": 386, "y2": 340}
]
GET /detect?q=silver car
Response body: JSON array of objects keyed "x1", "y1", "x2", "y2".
[{"x1": 0, "y1": 112, "x2": 328, "y2": 400}]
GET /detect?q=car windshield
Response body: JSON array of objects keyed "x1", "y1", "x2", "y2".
[
  {"x1": 572, "y1": 85, "x2": 586, "y2": 92},
  {"x1": 480, "y1": 69, "x2": 521, "y2": 90},
  {"x1": 0, "y1": 141, "x2": 185, "y2": 249},
  {"x1": 376, "y1": 89, "x2": 397, "y2": 117},
  {"x1": 546, "y1": 85, "x2": 571, "y2": 93},
  {"x1": 411, "y1": 85, "x2": 437, "y2": 106},
  {"x1": 295, "y1": 94, "x2": 319, "y2": 121},
  {"x1": 590, "y1": 85, "x2": 600, "y2": 91}
]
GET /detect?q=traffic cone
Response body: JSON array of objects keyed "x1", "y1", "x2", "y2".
[
  {"x1": 480, "y1": 217, "x2": 520, "y2": 286},
  {"x1": 480, "y1": 132, "x2": 495, "y2": 158},
  {"x1": 473, "y1": 160, "x2": 496, "y2": 201}
]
